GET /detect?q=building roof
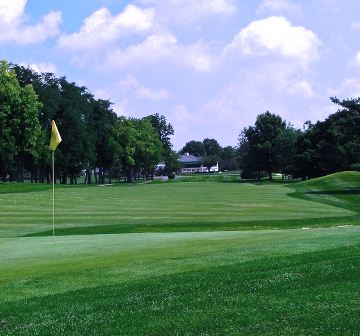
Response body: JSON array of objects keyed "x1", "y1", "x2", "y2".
[{"x1": 179, "y1": 154, "x2": 201, "y2": 164}]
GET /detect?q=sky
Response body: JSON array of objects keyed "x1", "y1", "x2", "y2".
[{"x1": 1, "y1": 0, "x2": 360, "y2": 150}]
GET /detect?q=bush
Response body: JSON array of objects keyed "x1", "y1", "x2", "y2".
[
  {"x1": 168, "y1": 172, "x2": 176, "y2": 179},
  {"x1": 240, "y1": 170, "x2": 267, "y2": 180},
  {"x1": 350, "y1": 163, "x2": 360, "y2": 172}
]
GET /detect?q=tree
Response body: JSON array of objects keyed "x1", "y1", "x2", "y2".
[
  {"x1": 135, "y1": 118, "x2": 162, "y2": 180},
  {"x1": 180, "y1": 140, "x2": 206, "y2": 156},
  {"x1": 16, "y1": 84, "x2": 43, "y2": 182},
  {"x1": 55, "y1": 78, "x2": 94, "y2": 184},
  {"x1": 203, "y1": 138, "x2": 221, "y2": 156},
  {"x1": 293, "y1": 97, "x2": 360, "y2": 179},
  {"x1": 144, "y1": 113, "x2": 174, "y2": 155},
  {"x1": 89, "y1": 99, "x2": 118, "y2": 184},
  {"x1": 0, "y1": 61, "x2": 43, "y2": 182},
  {"x1": 164, "y1": 150, "x2": 181, "y2": 175},
  {"x1": 220, "y1": 146, "x2": 238, "y2": 171},
  {"x1": 11, "y1": 64, "x2": 62, "y2": 182},
  {"x1": 115, "y1": 117, "x2": 162, "y2": 182},
  {"x1": 0, "y1": 61, "x2": 19, "y2": 180},
  {"x1": 238, "y1": 111, "x2": 288, "y2": 180}
]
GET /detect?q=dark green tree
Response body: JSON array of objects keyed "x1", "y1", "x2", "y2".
[
  {"x1": 220, "y1": 146, "x2": 238, "y2": 171},
  {"x1": 238, "y1": 111, "x2": 288, "y2": 180},
  {"x1": 180, "y1": 140, "x2": 206, "y2": 156}
]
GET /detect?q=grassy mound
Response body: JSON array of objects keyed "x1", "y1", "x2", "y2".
[
  {"x1": 290, "y1": 171, "x2": 360, "y2": 212},
  {"x1": 295, "y1": 171, "x2": 360, "y2": 190}
]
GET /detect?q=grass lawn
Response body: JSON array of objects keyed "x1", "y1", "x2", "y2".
[{"x1": 0, "y1": 171, "x2": 359, "y2": 335}]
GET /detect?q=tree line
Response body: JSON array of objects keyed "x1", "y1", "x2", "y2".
[
  {"x1": 1, "y1": 58, "x2": 359, "y2": 184},
  {"x1": 0, "y1": 60, "x2": 175, "y2": 184},
  {"x1": 238, "y1": 99, "x2": 360, "y2": 180}
]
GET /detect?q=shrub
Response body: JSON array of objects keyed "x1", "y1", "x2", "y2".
[{"x1": 350, "y1": 163, "x2": 360, "y2": 172}]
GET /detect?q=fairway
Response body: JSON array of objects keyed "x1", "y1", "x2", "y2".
[
  {"x1": 0, "y1": 172, "x2": 359, "y2": 335},
  {"x1": 0, "y1": 177, "x2": 356, "y2": 237}
]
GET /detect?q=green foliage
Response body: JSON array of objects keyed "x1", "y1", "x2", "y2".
[
  {"x1": 293, "y1": 98, "x2": 360, "y2": 179},
  {"x1": 350, "y1": 163, "x2": 360, "y2": 171},
  {"x1": 180, "y1": 140, "x2": 206, "y2": 156},
  {"x1": 163, "y1": 150, "x2": 181, "y2": 174},
  {"x1": 238, "y1": 111, "x2": 295, "y2": 180},
  {"x1": 1, "y1": 61, "x2": 170, "y2": 184},
  {"x1": 144, "y1": 113, "x2": 174, "y2": 155},
  {"x1": 0, "y1": 61, "x2": 43, "y2": 182}
]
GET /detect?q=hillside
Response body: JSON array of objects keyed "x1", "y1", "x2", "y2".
[{"x1": 290, "y1": 171, "x2": 360, "y2": 212}]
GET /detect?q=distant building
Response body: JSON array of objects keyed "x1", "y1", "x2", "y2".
[
  {"x1": 209, "y1": 162, "x2": 219, "y2": 172},
  {"x1": 179, "y1": 153, "x2": 218, "y2": 173},
  {"x1": 179, "y1": 153, "x2": 202, "y2": 173}
]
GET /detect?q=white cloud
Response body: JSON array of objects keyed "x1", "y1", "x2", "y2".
[
  {"x1": 20, "y1": 62, "x2": 58, "y2": 74},
  {"x1": 0, "y1": 0, "x2": 26, "y2": 24},
  {"x1": 113, "y1": 97, "x2": 131, "y2": 116},
  {"x1": 168, "y1": 104, "x2": 197, "y2": 149},
  {"x1": 117, "y1": 76, "x2": 171, "y2": 100},
  {"x1": 199, "y1": 61, "x2": 324, "y2": 144},
  {"x1": 351, "y1": 51, "x2": 360, "y2": 66},
  {"x1": 138, "y1": 0, "x2": 236, "y2": 25},
  {"x1": 256, "y1": 0, "x2": 301, "y2": 15},
  {"x1": 328, "y1": 78, "x2": 360, "y2": 98},
  {"x1": 0, "y1": 0, "x2": 62, "y2": 45},
  {"x1": 226, "y1": 16, "x2": 321, "y2": 66},
  {"x1": 351, "y1": 22, "x2": 360, "y2": 30},
  {"x1": 58, "y1": 5, "x2": 154, "y2": 50},
  {"x1": 287, "y1": 80, "x2": 315, "y2": 98},
  {"x1": 103, "y1": 32, "x2": 215, "y2": 72}
]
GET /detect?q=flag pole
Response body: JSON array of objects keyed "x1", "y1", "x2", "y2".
[
  {"x1": 50, "y1": 120, "x2": 61, "y2": 239},
  {"x1": 52, "y1": 150, "x2": 55, "y2": 239}
]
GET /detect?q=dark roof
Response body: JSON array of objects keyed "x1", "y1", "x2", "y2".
[{"x1": 179, "y1": 154, "x2": 201, "y2": 164}]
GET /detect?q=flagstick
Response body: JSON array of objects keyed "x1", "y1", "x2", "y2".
[{"x1": 52, "y1": 150, "x2": 55, "y2": 239}]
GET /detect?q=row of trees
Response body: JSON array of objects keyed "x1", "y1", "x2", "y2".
[
  {"x1": 0, "y1": 60, "x2": 175, "y2": 183},
  {"x1": 238, "y1": 99, "x2": 360, "y2": 180},
  {"x1": 2, "y1": 58, "x2": 358, "y2": 183}
]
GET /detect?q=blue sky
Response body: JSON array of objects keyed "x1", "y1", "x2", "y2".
[{"x1": 1, "y1": 0, "x2": 360, "y2": 149}]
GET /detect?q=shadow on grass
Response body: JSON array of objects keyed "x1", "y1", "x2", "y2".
[
  {"x1": 22, "y1": 215, "x2": 360, "y2": 237},
  {"x1": 305, "y1": 189, "x2": 360, "y2": 195}
]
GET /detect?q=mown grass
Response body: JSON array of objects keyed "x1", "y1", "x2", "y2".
[
  {"x1": 1, "y1": 173, "x2": 358, "y2": 238},
  {"x1": 0, "y1": 229, "x2": 359, "y2": 335},
  {"x1": 289, "y1": 171, "x2": 360, "y2": 212},
  {"x1": 0, "y1": 171, "x2": 359, "y2": 335}
]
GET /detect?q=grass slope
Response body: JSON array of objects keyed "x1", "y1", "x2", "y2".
[{"x1": 290, "y1": 171, "x2": 360, "y2": 212}]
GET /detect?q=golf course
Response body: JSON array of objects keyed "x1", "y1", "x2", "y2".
[{"x1": 0, "y1": 171, "x2": 359, "y2": 335}]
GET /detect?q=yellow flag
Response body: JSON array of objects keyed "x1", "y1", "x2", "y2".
[{"x1": 50, "y1": 120, "x2": 62, "y2": 151}]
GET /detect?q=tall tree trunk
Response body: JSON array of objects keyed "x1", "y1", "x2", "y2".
[
  {"x1": 94, "y1": 168, "x2": 98, "y2": 184},
  {"x1": 127, "y1": 167, "x2": 133, "y2": 182},
  {"x1": 46, "y1": 170, "x2": 51, "y2": 184},
  {"x1": 17, "y1": 158, "x2": 24, "y2": 182},
  {"x1": 85, "y1": 168, "x2": 92, "y2": 184},
  {"x1": 61, "y1": 172, "x2": 67, "y2": 184}
]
